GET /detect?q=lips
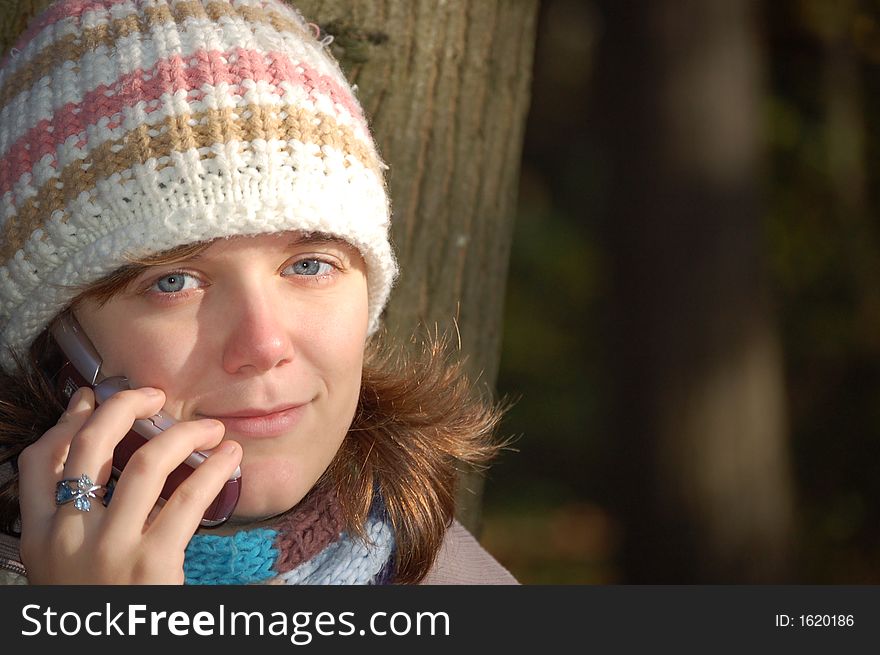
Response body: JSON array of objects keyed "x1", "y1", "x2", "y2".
[{"x1": 206, "y1": 403, "x2": 309, "y2": 438}]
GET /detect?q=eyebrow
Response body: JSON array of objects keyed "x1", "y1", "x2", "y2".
[
  {"x1": 287, "y1": 233, "x2": 349, "y2": 248},
  {"x1": 178, "y1": 233, "x2": 349, "y2": 263}
]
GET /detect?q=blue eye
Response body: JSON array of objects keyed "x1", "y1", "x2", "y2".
[
  {"x1": 152, "y1": 272, "x2": 198, "y2": 293},
  {"x1": 287, "y1": 259, "x2": 333, "y2": 276}
]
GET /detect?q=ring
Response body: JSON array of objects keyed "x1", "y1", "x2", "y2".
[{"x1": 55, "y1": 474, "x2": 106, "y2": 512}]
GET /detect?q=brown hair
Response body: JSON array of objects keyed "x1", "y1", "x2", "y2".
[{"x1": 0, "y1": 242, "x2": 506, "y2": 584}]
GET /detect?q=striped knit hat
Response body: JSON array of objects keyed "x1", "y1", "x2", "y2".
[{"x1": 0, "y1": 0, "x2": 397, "y2": 372}]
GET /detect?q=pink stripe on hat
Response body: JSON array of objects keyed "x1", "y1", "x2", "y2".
[
  {"x1": 2, "y1": 0, "x2": 130, "y2": 69},
  {"x1": 0, "y1": 47, "x2": 367, "y2": 197}
]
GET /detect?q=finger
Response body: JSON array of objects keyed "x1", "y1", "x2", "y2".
[
  {"x1": 60, "y1": 386, "x2": 166, "y2": 490},
  {"x1": 147, "y1": 440, "x2": 242, "y2": 552},
  {"x1": 17, "y1": 388, "x2": 95, "y2": 536},
  {"x1": 101, "y1": 418, "x2": 226, "y2": 534}
]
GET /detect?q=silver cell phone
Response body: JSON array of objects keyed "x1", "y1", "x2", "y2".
[{"x1": 48, "y1": 312, "x2": 241, "y2": 526}]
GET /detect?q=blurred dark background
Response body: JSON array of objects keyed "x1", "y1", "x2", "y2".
[{"x1": 480, "y1": 0, "x2": 880, "y2": 584}]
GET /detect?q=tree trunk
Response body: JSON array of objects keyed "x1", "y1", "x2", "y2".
[
  {"x1": 0, "y1": 1, "x2": 53, "y2": 52},
  {"x1": 0, "y1": 0, "x2": 539, "y2": 535},
  {"x1": 818, "y1": 6, "x2": 880, "y2": 331},
  {"x1": 295, "y1": 0, "x2": 538, "y2": 533},
  {"x1": 594, "y1": 0, "x2": 797, "y2": 582}
]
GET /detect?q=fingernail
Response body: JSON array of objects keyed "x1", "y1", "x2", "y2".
[
  {"x1": 215, "y1": 441, "x2": 238, "y2": 455},
  {"x1": 141, "y1": 387, "x2": 162, "y2": 396},
  {"x1": 66, "y1": 387, "x2": 83, "y2": 408},
  {"x1": 68, "y1": 387, "x2": 92, "y2": 411}
]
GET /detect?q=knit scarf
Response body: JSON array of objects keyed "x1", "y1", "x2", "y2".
[{"x1": 183, "y1": 487, "x2": 395, "y2": 585}]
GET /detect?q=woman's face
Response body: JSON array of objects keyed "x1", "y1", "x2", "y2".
[{"x1": 73, "y1": 232, "x2": 369, "y2": 526}]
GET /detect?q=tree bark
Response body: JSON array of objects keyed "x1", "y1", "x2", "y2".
[
  {"x1": 0, "y1": 0, "x2": 539, "y2": 535},
  {"x1": 295, "y1": 0, "x2": 538, "y2": 533},
  {"x1": 0, "y1": 1, "x2": 53, "y2": 52},
  {"x1": 594, "y1": 0, "x2": 797, "y2": 582}
]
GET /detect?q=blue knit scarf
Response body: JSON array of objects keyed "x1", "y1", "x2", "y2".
[{"x1": 183, "y1": 501, "x2": 395, "y2": 585}]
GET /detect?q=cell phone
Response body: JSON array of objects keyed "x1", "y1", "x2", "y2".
[{"x1": 48, "y1": 312, "x2": 241, "y2": 526}]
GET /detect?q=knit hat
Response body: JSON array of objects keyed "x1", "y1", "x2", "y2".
[{"x1": 0, "y1": 0, "x2": 397, "y2": 372}]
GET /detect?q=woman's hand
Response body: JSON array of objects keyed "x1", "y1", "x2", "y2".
[{"x1": 17, "y1": 386, "x2": 242, "y2": 584}]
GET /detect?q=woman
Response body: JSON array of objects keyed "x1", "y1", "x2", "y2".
[{"x1": 0, "y1": 0, "x2": 515, "y2": 585}]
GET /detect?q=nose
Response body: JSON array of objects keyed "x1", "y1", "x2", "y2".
[{"x1": 221, "y1": 290, "x2": 295, "y2": 374}]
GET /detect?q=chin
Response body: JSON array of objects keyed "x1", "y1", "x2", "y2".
[
  {"x1": 228, "y1": 501, "x2": 291, "y2": 524},
  {"x1": 228, "y1": 459, "x2": 314, "y2": 522}
]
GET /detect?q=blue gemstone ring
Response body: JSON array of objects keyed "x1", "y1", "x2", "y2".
[{"x1": 55, "y1": 474, "x2": 106, "y2": 512}]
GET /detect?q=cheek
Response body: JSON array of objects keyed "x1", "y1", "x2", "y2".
[
  {"x1": 90, "y1": 321, "x2": 202, "y2": 394},
  {"x1": 309, "y1": 290, "x2": 370, "y2": 373}
]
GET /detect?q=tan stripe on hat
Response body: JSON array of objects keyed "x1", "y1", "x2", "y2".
[{"x1": 1, "y1": 103, "x2": 379, "y2": 261}]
